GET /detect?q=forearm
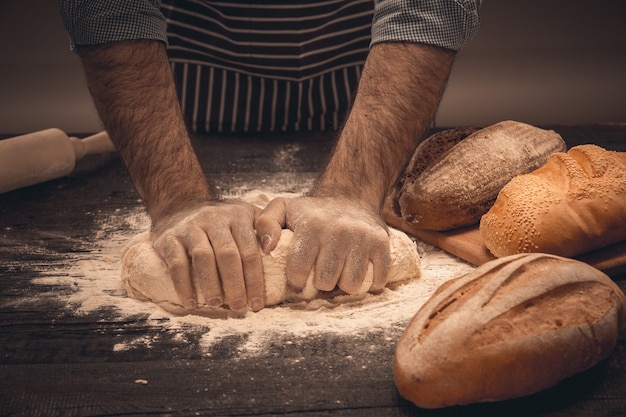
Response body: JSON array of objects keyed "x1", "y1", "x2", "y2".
[
  {"x1": 315, "y1": 42, "x2": 455, "y2": 210},
  {"x1": 78, "y1": 40, "x2": 212, "y2": 221}
]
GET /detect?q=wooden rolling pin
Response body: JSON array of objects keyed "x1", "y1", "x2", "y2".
[{"x1": 0, "y1": 128, "x2": 116, "y2": 193}]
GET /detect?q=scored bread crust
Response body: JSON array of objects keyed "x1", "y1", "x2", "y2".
[
  {"x1": 480, "y1": 144, "x2": 626, "y2": 258},
  {"x1": 393, "y1": 253, "x2": 626, "y2": 409}
]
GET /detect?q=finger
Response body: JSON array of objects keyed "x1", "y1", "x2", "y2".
[
  {"x1": 285, "y1": 229, "x2": 320, "y2": 291},
  {"x1": 208, "y1": 230, "x2": 247, "y2": 312},
  {"x1": 185, "y1": 231, "x2": 223, "y2": 307},
  {"x1": 336, "y1": 244, "x2": 370, "y2": 294},
  {"x1": 155, "y1": 235, "x2": 197, "y2": 311},
  {"x1": 255, "y1": 197, "x2": 287, "y2": 254},
  {"x1": 251, "y1": 203, "x2": 262, "y2": 220},
  {"x1": 231, "y1": 221, "x2": 265, "y2": 312},
  {"x1": 314, "y1": 240, "x2": 349, "y2": 292},
  {"x1": 369, "y1": 236, "x2": 392, "y2": 292}
]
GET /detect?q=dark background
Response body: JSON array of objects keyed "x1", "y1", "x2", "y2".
[{"x1": 1, "y1": 0, "x2": 625, "y2": 134}]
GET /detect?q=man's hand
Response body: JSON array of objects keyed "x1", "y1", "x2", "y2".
[
  {"x1": 255, "y1": 196, "x2": 391, "y2": 294},
  {"x1": 76, "y1": 41, "x2": 268, "y2": 312},
  {"x1": 151, "y1": 200, "x2": 265, "y2": 313},
  {"x1": 254, "y1": 43, "x2": 456, "y2": 293}
]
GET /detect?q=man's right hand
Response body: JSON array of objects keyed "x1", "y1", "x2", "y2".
[
  {"x1": 151, "y1": 199, "x2": 265, "y2": 313},
  {"x1": 76, "y1": 41, "x2": 266, "y2": 312}
]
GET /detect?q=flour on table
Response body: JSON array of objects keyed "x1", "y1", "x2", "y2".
[
  {"x1": 121, "y1": 191, "x2": 422, "y2": 316},
  {"x1": 20, "y1": 189, "x2": 475, "y2": 357}
]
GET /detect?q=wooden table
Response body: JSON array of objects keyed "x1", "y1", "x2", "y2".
[{"x1": 1, "y1": 127, "x2": 625, "y2": 417}]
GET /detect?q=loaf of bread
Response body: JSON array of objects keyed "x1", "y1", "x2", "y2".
[
  {"x1": 480, "y1": 144, "x2": 626, "y2": 258},
  {"x1": 391, "y1": 127, "x2": 479, "y2": 216},
  {"x1": 393, "y1": 253, "x2": 626, "y2": 409},
  {"x1": 394, "y1": 120, "x2": 566, "y2": 231}
]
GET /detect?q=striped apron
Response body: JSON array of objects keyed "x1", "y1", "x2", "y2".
[{"x1": 161, "y1": 0, "x2": 373, "y2": 133}]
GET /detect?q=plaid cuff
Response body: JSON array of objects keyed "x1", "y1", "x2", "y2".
[
  {"x1": 371, "y1": 0, "x2": 481, "y2": 51},
  {"x1": 59, "y1": 0, "x2": 168, "y2": 50}
]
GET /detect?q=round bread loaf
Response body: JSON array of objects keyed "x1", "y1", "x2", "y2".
[
  {"x1": 393, "y1": 253, "x2": 626, "y2": 409},
  {"x1": 480, "y1": 144, "x2": 626, "y2": 258},
  {"x1": 395, "y1": 120, "x2": 566, "y2": 231}
]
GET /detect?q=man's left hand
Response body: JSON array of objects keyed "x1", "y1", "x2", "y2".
[{"x1": 255, "y1": 196, "x2": 391, "y2": 294}]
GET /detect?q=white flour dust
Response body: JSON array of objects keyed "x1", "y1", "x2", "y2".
[{"x1": 26, "y1": 189, "x2": 475, "y2": 357}]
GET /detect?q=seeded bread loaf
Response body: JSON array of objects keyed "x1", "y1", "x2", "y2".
[
  {"x1": 480, "y1": 144, "x2": 626, "y2": 258},
  {"x1": 393, "y1": 253, "x2": 626, "y2": 409},
  {"x1": 394, "y1": 120, "x2": 566, "y2": 231}
]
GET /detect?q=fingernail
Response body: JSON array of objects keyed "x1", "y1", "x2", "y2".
[
  {"x1": 184, "y1": 299, "x2": 197, "y2": 311},
  {"x1": 260, "y1": 234, "x2": 272, "y2": 252},
  {"x1": 249, "y1": 297, "x2": 264, "y2": 312},
  {"x1": 230, "y1": 298, "x2": 247, "y2": 311},
  {"x1": 208, "y1": 296, "x2": 223, "y2": 307}
]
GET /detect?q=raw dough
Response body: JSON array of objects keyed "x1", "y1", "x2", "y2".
[{"x1": 121, "y1": 227, "x2": 421, "y2": 317}]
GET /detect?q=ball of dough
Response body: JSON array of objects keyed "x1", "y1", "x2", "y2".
[{"x1": 121, "y1": 228, "x2": 421, "y2": 316}]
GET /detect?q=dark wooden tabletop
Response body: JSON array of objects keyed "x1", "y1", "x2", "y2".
[{"x1": 1, "y1": 126, "x2": 625, "y2": 417}]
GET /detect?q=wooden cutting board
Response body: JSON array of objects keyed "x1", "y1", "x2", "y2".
[{"x1": 382, "y1": 201, "x2": 626, "y2": 278}]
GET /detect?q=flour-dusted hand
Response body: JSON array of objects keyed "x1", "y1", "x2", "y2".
[
  {"x1": 76, "y1": 41, "x2": 269, "y2": 313},
  {"x1": 255, "y1": 196, "x2": 391, "y2": 294},
  {"x1": 151, "y1": 200, "x2": 265, "y2": 313},
  {"x1": 252, "y1": 43, "x2": 457, "y2": 295},
  {"x1": 75, "y1": 35, "x2": 458, "y2": 312}
]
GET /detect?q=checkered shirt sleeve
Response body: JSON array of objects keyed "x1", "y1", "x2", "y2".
[
  {"x1": 371, "y1": 0, "x2": 482, "y2": 51},
  {"x1": 59, "y1": 0, "x2": 168, "y2": 50}
]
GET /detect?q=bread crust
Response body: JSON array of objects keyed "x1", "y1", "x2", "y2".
[
  {"x1": 480, "y1": 145, "x2": 626, "y2": 257},
  {"x1": 395, "y1": 121, "x2": 566, "y2": 231},
  {"x1": 393, "y1": 253, "x2": 626, "y2": 408},
  {"x1": 392, "y1": 127, "x2": 479, "y2": 216}
]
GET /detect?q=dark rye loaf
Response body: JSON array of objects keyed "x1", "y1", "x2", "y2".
[{"x1": 394, "y1": 120, "x2": 566, "y2": 231}]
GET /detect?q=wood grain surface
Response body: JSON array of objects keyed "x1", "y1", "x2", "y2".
[{"x1": 1, "y1": 128, "x2": 625, "y2": 417}]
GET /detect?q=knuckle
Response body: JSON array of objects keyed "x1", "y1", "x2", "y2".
[
  {"x1": 154, "y1": 234, "x2": 178, "y2": 253},
  {"x1": 166, "y1": 258, "x2": 188, "y2": 272},
  {"x1": 189, "y1": 246, "x2": 214, "y2": 262},
  {"x1": 239, "y1": 249, "x2": 262, "y2": 266},
  {"x1": 376, "y1": 235, "x2": 391, "y2": 251},
  {"x1": 167, "y1": 263, "x2": 190, "y2": 286},
  {"x1": 215, "y1": 244, "x2": 240, "y2": 263}
]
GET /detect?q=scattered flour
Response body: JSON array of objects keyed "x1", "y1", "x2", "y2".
[{"x1": 25, "y1": 189, "x2": 475, "y2": 357}]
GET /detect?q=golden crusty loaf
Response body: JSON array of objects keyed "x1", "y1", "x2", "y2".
[
  {"x1": 395, "y1": 120, "x2": 566, "y2": 231},
  {"x1": 393, "y1": 253, "x2": 626, "y2": 409},
  {"x1": 480, "y1": 144, "x2": 626, "y2": 258}
]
